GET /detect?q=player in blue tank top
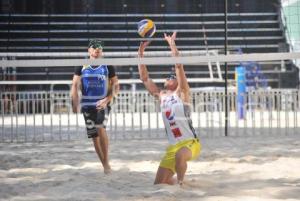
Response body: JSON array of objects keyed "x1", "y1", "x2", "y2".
[
  {"x1": 80, "y1": 64, "x2": 111, "y2": 108},
  {"x1": 71, "y1": 39, "x2": 119, "y2": 174}
]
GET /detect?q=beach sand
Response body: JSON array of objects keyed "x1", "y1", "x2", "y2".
[{"x1": 0, "y1": 134, "x2": 300, "y2": 201}]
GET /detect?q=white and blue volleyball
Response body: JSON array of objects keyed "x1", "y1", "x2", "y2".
[{"x1": 137, "y1": 19, "x2": 156, "y2": 38}]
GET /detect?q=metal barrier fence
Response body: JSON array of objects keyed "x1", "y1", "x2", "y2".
[{"x1": 1, "y1": 89, "x2": 300, "y2": 142}]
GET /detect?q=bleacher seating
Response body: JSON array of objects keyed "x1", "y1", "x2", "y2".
[
  {"x1": 0, "y1": 13, "x2": 284, "y2": 52},
  {"x1": 0, "y1": 2, "x2": 298, "y2": 89}
]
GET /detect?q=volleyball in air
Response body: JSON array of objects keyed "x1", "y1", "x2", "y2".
[{"x1": 137, "y1": 19, "x2": 156, "y2": 38}]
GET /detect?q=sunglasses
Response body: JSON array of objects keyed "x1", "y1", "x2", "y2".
[
  {"x1": 167, "y1": 75, "x2": 177, "y2": 80},
  {"x1": 90, "y1": 44, "x2": 103, "y2": 49}
]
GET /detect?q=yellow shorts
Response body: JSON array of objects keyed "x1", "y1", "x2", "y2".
[{"x1": 159, "y1": 138, "x2": 201, "y2": 173}]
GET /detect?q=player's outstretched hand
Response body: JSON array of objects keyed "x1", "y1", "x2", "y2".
[
  {"x1": 164, "y1": 31, "x2": 177, "y2": 45},
  {"x1": 138, "y1": 41, "x2": 151, "y2": 57}
]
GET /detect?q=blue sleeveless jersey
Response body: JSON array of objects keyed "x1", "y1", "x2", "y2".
[{"x1": 81, "y1": 65, "x2": 109, "y2": 108}]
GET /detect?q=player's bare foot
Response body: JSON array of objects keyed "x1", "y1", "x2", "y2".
[
  {"x1": 104, "y1": 164, "x2": 111, "y2": 174},
  {"x1": 177, "y1": 180, "x2": 184, "y2": 188}
]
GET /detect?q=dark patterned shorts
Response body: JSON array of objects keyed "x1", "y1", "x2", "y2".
[{"x1": 82, "y1": 106, "x2": 111, "y2": 138}]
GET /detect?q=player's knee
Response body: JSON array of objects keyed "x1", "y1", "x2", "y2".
[
  {"x1": 98, "y1": 127, "x2": 105, "y2": 132},
  {"x1": 154, "y1": 179, "x2": 160, "y2": 185},
  {"x1": 154, "y1": 177, "x2": 173, "y2": 185},
  {"x1": 154, "y1": 177, "x2": 165, "y2": 184}
]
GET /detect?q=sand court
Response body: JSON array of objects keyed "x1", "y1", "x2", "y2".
[{"x1": 1, "y1": 134, "x2": 300, "y2": 201}]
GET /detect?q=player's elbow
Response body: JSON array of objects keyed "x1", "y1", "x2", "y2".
[
  {"x1": 140, "y1": 75, "x2": 149, "y2": 83},
  {"x1": 71, "y1": 84, "x2": 76, "y2": 94},
  {"x1": 71, "y1": 90, "x2": 78, "y2": 99},
  {"x1": 115, "y1": 82, "x2": 120, "y2": 93},
  {"x1": 110, "y1": 80, "x2": 120, "y2": 95}
]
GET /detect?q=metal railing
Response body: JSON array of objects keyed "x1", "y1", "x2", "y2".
[{"x1": 1, "y1": 89, "x2": 300, "y2": 142}]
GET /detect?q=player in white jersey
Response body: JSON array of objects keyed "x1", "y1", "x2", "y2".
[{"x1": 138, "y1": 32, "x2": 201, "y2": 186}]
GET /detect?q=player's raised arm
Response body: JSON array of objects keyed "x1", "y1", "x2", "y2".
[
  {"x1": 164, "y1": 32, "x2": 190, "y2": 103},
  {"x1": 138, "y1": 41, "x2": 161, "y2": 98}
]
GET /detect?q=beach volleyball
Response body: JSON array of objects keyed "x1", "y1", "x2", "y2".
[{"x1": 137, "y1": 19, "x2": 156, "y2": 38}]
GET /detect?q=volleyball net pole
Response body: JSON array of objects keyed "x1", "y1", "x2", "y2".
[{"x1": 224, "y1": 0, "x2": 229, "y2": 137}]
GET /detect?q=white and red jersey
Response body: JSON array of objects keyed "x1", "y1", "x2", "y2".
[{"x1": 160, "y1": 92, "x2": 197, "y2": 145}]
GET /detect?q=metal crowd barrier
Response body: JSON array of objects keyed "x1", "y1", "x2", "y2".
[{"x1": 0, "y1": 89, "x2": 300, "y2": 142}]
